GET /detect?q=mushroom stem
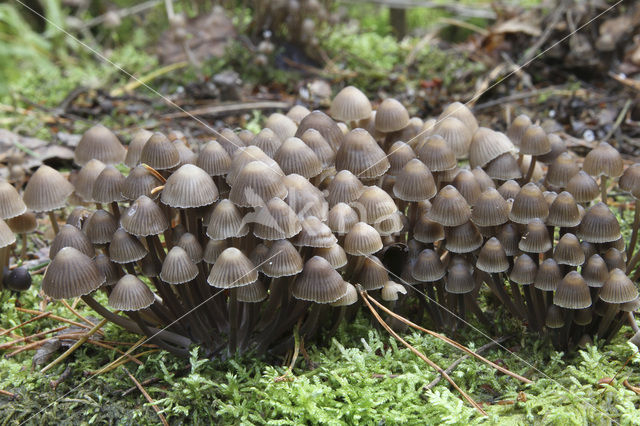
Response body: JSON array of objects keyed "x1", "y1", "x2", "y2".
[
  {"x1": 597, "y1": 303, "x2": 619, "y2": 338},
  {"x1": 627, "y1": 199, "x2": 640, "y2": 264},
  {"x1": 520, "y1": 284, "x2": 539, "y2": 331},
  {"x1": 523, "y1": 156, "x2": 537, "y2": 184},
  {"x1": 110, "y1": 201, "x2": 120, "y2": 221},
  {"x1": 628, "y1": 311, "x2": 640, "y2": 334},
  {"x1": 229, "y1": 287, "x2": 239, "y2": 355},
  {"x1": 20, "y1": 233, "x2": 28, "y2": 259},
  {"x1": 48, "y1": 211, "x2": 59, "y2": 235},
  {"x1": 561, "y1": 309, "x2": 574, "y2": 350},
  {"x1": 128, "y1": 311, "x2": 190, "y2": 357},
  {"x1": 489, "y1": 272, "x2": 525, "y2": 320},
  {"x1": 600, "y1": 175, "x2": 608, "y2": 203}
]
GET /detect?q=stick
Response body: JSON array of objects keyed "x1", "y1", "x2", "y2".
[
  {"x1": 0, "y1": 326, "x2": 67, "y2": 350},
  {"x1": 0, "y1": 312, "x2": 50, "y2": 337},
  {"x1": 15, "y1": 308, "x2": 93, "y2": 331},
  {"x1": 122, "y1": 365, "x2": 169, "y2": 426},
  {"x1": 60, "y1": 299, "x2": 104, "y2": 336},
  {"x1": 359, "y1": 288, "x2": 488, "y2": 416}
]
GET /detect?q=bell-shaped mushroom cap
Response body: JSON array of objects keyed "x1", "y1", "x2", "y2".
[
  {"x1": 23, "y1": 165, "x2": 74, "y2": 212},
  {"x1": 432, "y1": 116, "x2": 472, "y2": 159},
  {"x1": 0, "y1": 219, "x2": 16, "y2": 248},
  {"x1": 96, "y1": 254, "x2": 121, "y2": 287},
  {"x1": 332, "y1": 282, "x2": 358, "y2": 306},
  {"x1": 249, "y1": 128, "x2": 283, "y2": 159},
  {"x1": 445, "y1": 221, "x2": 483, "y2": 253},
  {"x1": 603, "y1": 248, "x2": 626, "y2": 272},
  {"x1": 300, "y1": 129, "x2": 335, "y2": 168},
  {"x1": 283, "y1": 174, "x2": 328, "y2": 221},
  {"x1": 451, "y1": 169, "x2": 481, "y2": 206},
  {"x1": 7, "y1": 211, "x2": 37, "y2": 234},
  {"x1": 583, "y1": 141, "x2": 623, "y2": 178},
  {"x1": 125, "y1": 129, "x2": 152, "y2": 167},
  {"x1": 375, "y1": 98, "x2": 409, "y2": 133},
  {"x1": 49, "y1": 224, "x2": 95, "y2": 259},
  {"x1": 356, "y1": 186, "x2": 397, "y2": 224},
  {"x1": 265, "y1": 112, "x2": 297, "y2": 141},
  {"x1": 175, "y1": 232, "x2": 203, "y2": 263},
  {"x1": 139, "y1": 251, "x2": 161, "y2": 278},
  {"x1": 262, "y1": 239, "x2": 303, "y2": 277},
  {"x1": 507, "y1": 114, "x2": 532, "y2": 146},
  {"x1": 173, "y1": 140, "x2": 197, "y2": 167},
  {"x1": 618, "y1": 163, "x2": 640, "y2": 198},
  {"x1": 484, "y1": 153, "x2": 522, "y2": 181},
  {"x1": 85, "y1": 209, "x2": 118, "y2": 245},
  {"x1": 545, "y1": 152, "x2": 579, "y2": 188},
  {"x1": 509, "y1": 183, "x2": 549, "y2": 223},
  {"x1": 582, "y1": 254, "x2": 608, "y2": 288},
  {"x1": 445, "y1": 259, "x2": 475, "y2": 294},
  {"x1": 336, "y1": 129, "x2": 390, "y2": 179},
  {"x1": 416, "y1": 135, "x2": 457, "y2": 172},
  {"x1": 206, "y1": 199, "x2": 248, "y2": 240},
  {"x1": 510, "y1": 254, "x2": 537, "y2": 285},
  {"x1": 326, "y1": 170, "x2": 364, "y2": 206},
  {"x1": 518, "y1": 218, "x2": 551, "y2": 253},
  {"x1": 315, "y1": 244, "x2": 348, "y2": 269},
  {"x1": 356, "y1": 255, "x2": 388, "y2": 290},
  {"x1": 554, "y1": 271, "x2": 592, "y2": 309},
  {"x1": 121, "y1": 195, "x2": 169, "y2": 237},
  {"x1": 470, "y1": 167, "x2": 495, "y2": 192},
  {"x1": 535, "y1": 258, "x2": 562, "y2": 291},
  {"x1": 109, "y1": 228, "x2": 147, "y2": 264},
  {"x1": 621, "y1": 297, "x2": 640, "y2": 313},
  {"x1": 599, "y1": 268, "x2": 638, "y2": 304},
  {"x1": 207, "y1": 247, "x2": 258, "y2": 288},
  {"x1": 497, "y1": 179, "x2": 520, "y2": 201},
  {"x1": 294, "y1": 216, "x2": 337, "y2": 248},
  {"x1": 519, "y1": 125, "x2": 551, "y2": 156},
  {"x1": 203, "y1": 239, "x2": 226, "y2": 265},
  {"x1": 375, "y1": 212, "x2": 404, "y2": 236},
  {"x1": 414, "y1": 214, "x2": 444, "y2": 244},
  {"x1": 392, "y1": 159, "x2": 436, "y2": 202},
  {"x1": 108, "y1": 274, "x2": 155, "y2": 311},
  {"x1": 275, "y1": 137, "x2": 322, "y2": 178},
  {"x1": 580, "y1": 239, "x2": 597, "y2": 260},
  {"x1": 42, "y1": 247, "x2": 105, "y2": 299},
  {"x1": 253, "y1": 197, "x2": 302, "y2": 240},
  {"x1": 74, "y1": 159, "x2": 107, "y2": 202},
  {"x1": 292, "y1": 256, "x2": 348, "y2": 303},
  {"x1": 412, "y1": 248, "x2": 445, "y2": 282},
  {"x1": 229, "y1": 161, "x2": 287, "y2": 208},
  {"x1": 344, "y1": 222, "x2": 382, "y2": 255},
  {"x1": 439, "y1": 102, "x2": 478, "y2": 133},
  {"x1": 578, "y1": 202, "x2": 621, "y2": 243},
  {"x1": 545, "y1": 304, "x2": 565, "y2": 329},
  {"x1": 287, "y1": 105, "x2": 311, "y2": 125},
  {"x1": 330, "y1": 86, "x2": 372, "y2": 122},
  {"x1": 249, "y1": 243, "x2": 269, "y2": 272},
  {"x1": 471, "y1": 188, "x2": 510, "y2": 227},
  {"x1": 399, "y1": 116, "x2": 423, "y2": 142},
  {"x1": 196, "y1": 140, "x2": 232, "y2": 177},
  {"x1": 92, "y1": 166, "x2": 125, "y2": 204},
  {"x1": 477, "y1": 237, "x2": 509, "y2": 273},
  {"x1": 160, "y1": 246, "x2": 198, "y2": 284},
  {"x1": 227, "y1": 146, "x2": 282, "y2": 187},
  {"x1": 469, "y1": 128, "x2": 514, "y2": 168},
  {"x1": 161, "y1": 164, "x2": 218, "y2": 209},
  {"x1": 0, "y1": 181, "x2": 26, "y2": 219},
  {"x1": 547, "y1": 191, "x2": 581, "y2": 227},
  {"x1": 237, "y1": 280, "x2": 268, "y2": 303},
  {"x1": 75, "y1": 124, "x2": 125, "y2": 166},
  {"x1": 217, "y1": 128, "x2": 246, "y2": 156},
  {"x1": 427, "y1": 185, "x2": 471, "y2": 226},
  {"x1": 381, "y1": 281, "x2": 407, "y2": 301},
  {"x1": 139, "y1": 132, "x2": 180, "y2": 170},
  {"x1": 387, "y1": 141, "x2": 417, "y2": 176},
  {"x1": 538, "y1": 133, "x2": 566, "y2": 164},
  {"x1": 327, "y1": 202, "x2": 359, "y2": 235},
  {"x1": 566, "y1": 171, "x2": 599, "y2": 203},
  {"x1": 553, "y1": 233, "x2": 584, "y2": 266},
  {"x1": 122, "y1": 164, "x2": 163, "y2": 201},
  {"x1": 497, "y1": 222, "x2": 519, "y2": 256},
  {"x1": 295, "y1": 110, "x2": 344, "y2": 151}
]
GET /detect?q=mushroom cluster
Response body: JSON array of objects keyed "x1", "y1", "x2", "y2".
[{"x1": 1, "y1": 87, "x2": 639, "y2": 356}]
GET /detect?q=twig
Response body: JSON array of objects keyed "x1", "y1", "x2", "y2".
[
  {"x1": 603, "y1": 99, "x2": 632, "y2": 142},
  {"x1": 122, "y1": 365, "x2": 169, "y2": 426},
  {"x1": 359, "y1": 288, "x2": 488, "y2": 416},
  {"x1": 0, "y1": 389, "x2": 16, "y2": 398},
  {"x1": 60, "y1": 299, "x2": 104, "y2": 336},
  {"x1": 90, "y1": 349, "x2": 159, "y2": 375},
  {"x1": 90, "y1": 336, "x2": 147, "y2": 375},
  {"x1": 162, "y1": 101, "x2": 293, "y2": 119},
  {"x1": 275, "y1": 320, "x2": 302, "y2": 382},
  {"x1": 15, "y1": 308, "x2": 94, "y2": 331},
  {"x1": 41, "y1": 317, "x2": 109, "y2": 373},
  {"x1": 0, "y1": 326, "x2": 68, "y2": 350},
  {"x1": 50, "y1": 366, "x2": 73, "y2": 390},
  {"x1": 0, "y1": 312, "x2": 50, "y2": 337},
  {"x1": 425, "y1": 336, "x2": 512, "y2": 389}
]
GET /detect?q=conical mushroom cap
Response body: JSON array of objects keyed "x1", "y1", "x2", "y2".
[
  {"x1": 262, "y1": 239, "x2": 303, "y2": 278},
  {"x1": 427, "y1": 185, "x2": 471, "y2": 226},
  {"x1": 217, "y1": 128, "x2": 246, "y2": 156},
  {"x1": 237, "y1": 280, "x2": 268, "y2": 303},
  {"x1": 553, "y1": 233, "x2": 584, "y2": 266},
  {"x1": 265, "y1": 112, "x2": 297, "y2": 141},
  {"x1": 327, "y1": 202, "x2": 359, "y2": 235},
  {"x1": 477, "y1": 237, "x2": 509, "y2": 273},
  {"x1": 336, "y1": 129, "x2": 390, "y2": 179},
  {"x1": 109, "y1": 228, "x2": 147, "y2": 264},
  {"x1": 344, "y1": 222, "x2": 382, "y2": 255},
  {"x1": 75, "y1": 124, "x2": 125, "y2": 166},
  {"x1": 331, "y1": 282, "x2": 359, "y2": 307},
  {"x1": 283, "y1": 173, "x2": 328, "y2": 221},
  {"x1": 519, "y1": 125, "x2": 551, "y2": 156},
  {"x1": 0, "y1": 219, "x2": 16, "y2": 248},
  {"x1": 545, "y1": 305, "x2": 565, "y2": 329},
  {"x1": 0, "y1": 181, "x2": 26, "y2": 220},
  {"x1": 469, "y1": 128, "x2": 514, "y2": 168},
  {"x1": 23, "y1": 165, "x2": 74, "y2": 212},
  {"x1": 471, "y1": 188, "x2": 509, "y2": 227},
  {"x1": 175, "y1": 232, "x2": 203, "y2": 263},
  {"x1": 414, "y1": 214, "x2": 444, "y2": 244},
  {"x1": 510, "y1": 254, "x2": 537, "y2": 285},
  {"x1": 253, "y1": 197, "x2": 302, "y2": 240},
  {"x1": 229, "y1": 161, "x2": 287, "y2": 208},
  {"x1": 374, "y1": 211, "x2": 404, "y2": 236},
  {"x1": 196, "y1": 140, "x2": 232, "y2": 176},
  {"x1": 226, "y1": 146, "x2": 283, "y2": 187},
  {"x1": 49, "y1": 224, "x2": 95, "y2": 259},
  {"x1": 546, "y1": 152, "x2": 579, "y2": 188},
  {"x1": 287, "y1": 105, "x2": 311, "y2": 125},
  {"x1": 444, "y1": 221, "x2": 483, "y2": 253},
  {"x1": 161, "y1": 246, "x2": 198, "y2": 284},
  {"x1": 207, "y1": 247, "x2": 257, "y2": 288},
  {"x1": 484, "y1": 152, "x2": 522, "y2": 181},
  {"x1": 497, "y1": 222, "x2": 520, "y2": 256},
  {"x1": 547, "y1": 191, "x2": 581, "y2": 227},
  {"x1": 582, "y1": 254, "x2": 609, "y2": 288},
  {"x1": 416, "y1": 135, "x2": 457, "y2": 172},
  {"x1": 356, "y1": 255, "x2": 388, "y2": 290},
  {"x1": 7, "y1": 211, "x2": 37, "y2": 234},
  {"x1": 203, "y1": 239, "x2": 226, "y2": 265},
  {"x1": 275, "y1": 137, "x2": 322, "y2": 178},
  {"x1": 554, "y1": 271, "x2": 591, "y2": 309},
  {"x1": 121, "y1": 195, "x2": 169, "y2": 237},
  {"x1": 507, "y1": 114, "x2": 532, "y2": 146},
  {"x1": 566, "y1": 171, "x2": 599, "y2": 203},
  {"x1": 535, "y1": 258, "x2": 562, "y2": 291},
  {"x1": 125, "y1": 129, "x2": 152, "y2": 167},
  {"x1": 583, "y1": 141, "x2": 623, "y2": 178},
  {"x1": 314, "y1": 244, "x2": 348, "y2": 269},
  {"x1": 295, "y1": 110, "x2": 344, "y2": 151},
  {"x1": 600, "y1": 268, "x2": 638, "y2": 304},
  {"x1": 85, "y1": 209, "x2": 118, "y2": 245},
  {"x1": 387, "y1": 141, "x2": 417, "y2": 176},
  {"x1": 294, "y1": 216, "x2": 337, "y2": 248},
  {"x1": 74, "y1": 159, "x2": 106, "y2": 202},
  {"x1": 393, "y1": 159, "x2": 436, "y2": 202},
  {"x1": 518, "y1": 218, "x2": 551, "y2": 253},
  {"x1": 330, "y1": 86, "x2": 372, "y2": 122},
  {"x1": 471, "y1": 167, "x2": 496, "y2": 192},
  {"x1": 93, "y1": 165, "x2": 125, "y2": 203},
  {"x1": 509, "y1": 182, "x2": 549, "y2": 224},
  {"x1": 161, "y1": 164, "x2": 219, "y2": 208},
  {"x1": 578, "y1": 202, "x2": 621, "y2": 243},
  {"x1": 108, "y1": 274, "x2": 155, "y2": 311},
  {"x1": 292, "y1": 256, "x2": 348, "y2": 303},
  {"x1": 445, "y1": 259, "x2": 475, "y2": 294},
  {"x1": 375, "y1": 98, "x2": 409, "y2": 133},
  {"x1": 42, "y1": 247, "x2": 105, "y2": 299},
  {"x1": 439, "y1": 102, "x2": 478, "y2": 133},
  {"x1": 206, "y1": 199, "x2": 249, "y2": 240},
  {"x1": 122, "y1": 164, "x2": 163, "y2": 201},
  {"x1": 412, "y1": 248, "x2": 445, "y2": 282},
  {"x1": 618, "y1": 163, "x2": 640, "y2": 198},
  {"x1": 249, "y1": 128, "x2": 282, "y2": 158},
  {"x1": 432, "y1": 116, "x2": 472, "y2": 159},
  {"x1": 139, "y1": 132, "x2": 180, "y2": 170},
  {"x1": 497, "y1": 179, "x2": 520, "y2": 201},
  {"x1": 356, "y1": 186, "x2": 397, "y2": 224},
  {"x1": 451, "y1": 169, "x2": 482, "y2": 206},
  {"x1": 381, "y1": 281, "x2": 408, "y2": 301},
  {"x1": 326, "y1": 170, "x2": 364, "y2": 207}
]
